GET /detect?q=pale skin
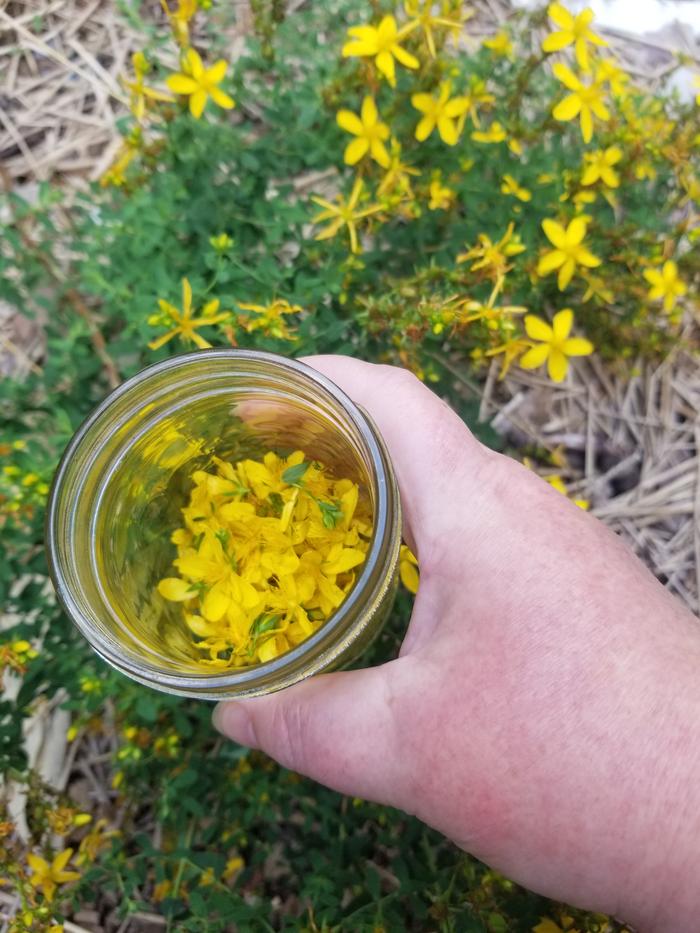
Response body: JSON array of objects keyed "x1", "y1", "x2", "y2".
[{"x1": 213, "y1": 356, "x2": 700, "y2": 930}]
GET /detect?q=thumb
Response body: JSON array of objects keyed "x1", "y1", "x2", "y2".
[{"x1": 213, "y1": 660, "x2": 413, "y2": 806}]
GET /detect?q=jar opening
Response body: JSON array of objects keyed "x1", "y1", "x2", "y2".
[{"x1": 47, "y1": 352, "x2": 401, "y2": 698}]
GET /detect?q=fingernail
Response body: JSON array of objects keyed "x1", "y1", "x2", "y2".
[{"x1": 212, "y1": 701, "x2": 257, "y2": 747}]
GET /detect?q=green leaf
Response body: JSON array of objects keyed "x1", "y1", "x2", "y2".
[
  {"x1": 249, "y1": 613, "x2": 280, "y2": 637},
  {"x1": 282, "y1": 461, "x2": 310, "y2": 485},
  {"x1": 317, "y1": 499, "x2": 344, "y2": 529}
]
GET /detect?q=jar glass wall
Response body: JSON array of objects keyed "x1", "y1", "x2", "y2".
[{"x1": 46, "y1": 351, "x2": 401, "y2": 699}]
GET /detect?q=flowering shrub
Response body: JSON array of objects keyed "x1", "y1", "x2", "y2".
[{"x1": 0, "y1": 0, "x2": 696, "y2": 928}]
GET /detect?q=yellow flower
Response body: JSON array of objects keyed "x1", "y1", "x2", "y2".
[
  {"x1": 581, "y1": 273, "x2": 613, "y2": 303},
  {"x1": 402, "y1": 0, "x2": 467, "y2": 59},
  {"x1": 337, "y1": 96, "x2": 391, "y2": 168},
  {"x1": 581, "y1": 146, "x2": 622, "y2": 187},
  {"x1": 695, "y1": 75, "x2": 700, "y2": 106},
  {"x1": 520, "y1": 309, "x2": 593, "y2": 382},
  {"x1": 27, "y1": 849, "x2": 80, "y2": 902},
  {"x1": 546, "y1": 475, "x2": 590, "y2": 510},
  {"x1": 377, "y1": 141, "x2": 420, "y2": 198},
  {"x1": 161, "y1": 0, "x2": 198, "y2": 46},
  {"x1": 428, "y1": 179, "x2": 456, "y2": 210},
  {"x1": 148, "y1": 278, "x2": 230, "y2": 350},
  {"x1": 460, "y1": 77, "x2": 495, "y2": 128},
  {"x1": 485, "y1": 336, "x2": 531, "y2": 379},
  {"x1": 399, "y1": 545, "x2": 419, "y2": 593},
  {"x1": 166, "y1": 48, "x2": 234, "y2": 119},
  {"x1": 76, "y1": 819, "x2": 119, "y2": 866},
  {"x1": 153, "y1": 879, "x2": 172, "y2": 902},
  {"x1": 501, "y1": 174, "x2": 531, "y2": 202},
  {"x1": 634, "y1": 160, "x2": 656, "y2": 182},
  {"x1": 537, "y1": 217, "x2": 601, "y2": 290},
  {"x1": 643, "y1": 260, "x2": 686, "y2": 313},
  {"x1": 533, "y1": 917, "x2": 581, "y2": 933},
  {"x1": 552, "y1": 63, "x2": 610, "y2": 143},
  {"x1": 238, "y1": 299, "x2": 302, "y2": 340},
  {"x1": 483, "y1": 31, "x2": 513, "y2": 58},
  {"x1": 99, "y1": 129, "x2": 142, "y2": 188},
  {"x1": 542, "y1": 3, "x2": 606, "y2": 71},
  {"x1": 412, "y1": 81, "x2": 469, "y2": 145},
  {"x1": 342, "y1": 15, "x2": 419, "y2": 87},
  {"x1": 122, "y1": 52, "x2": 173, "y2": 121},
  {"x1": 210, "y1": 232, "x2": 233, "y2": 252},
  {"x1": 311, "y1": 177, "x2": 382, "y2": 254},
  {"x1": 471, "y1": 121, "x2": 506, "y2": 143},
  {"x1": 223, "y1": 855, "x2": 245, "y2": 881},
  {"x1": 456, "y1": 277, "x2": 527, "y2": 330},
  {"x1": 457, "y1": 221, "x2": 525, "y2": 277},
  {"x1": 158, "y1": 451, "x2": 372, "y2": 667},
  {"x1": 596, "y1": 57, "x2": 629, "y2": 96},
  {"x1": 47, "y1": 806, "x2": 91, "y2": 835}
]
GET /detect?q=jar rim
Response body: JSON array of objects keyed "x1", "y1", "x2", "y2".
[{"x1": 46, "y1": 349, "x2": 400, "y2": 697}]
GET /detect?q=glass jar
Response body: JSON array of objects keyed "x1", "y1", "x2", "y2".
[{"x1": 46, "y1": 350, "x2": 401, "y2": 700}]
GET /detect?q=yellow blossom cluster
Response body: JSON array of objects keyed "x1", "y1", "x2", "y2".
[
  {"x1": 147, "y1": 280, "x2": 304, "y2": 352},
  {"x1": 157, "y1": 450, "x2": 373, "y2": 667},
  {"x1": 101, "y1": 1, "x2": 233, "y2": 186}
]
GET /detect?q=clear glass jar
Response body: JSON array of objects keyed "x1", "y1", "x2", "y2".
[{"x1": 46, "y1": 350, "x2": 401, "y2": 700}]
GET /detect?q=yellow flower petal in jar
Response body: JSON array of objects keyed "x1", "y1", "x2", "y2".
[{"x1": 156, "y1": 446, "x2": 374, "y2": 668}]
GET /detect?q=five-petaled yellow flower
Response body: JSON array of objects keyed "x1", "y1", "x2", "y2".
[
  {"x1": 336, "y1": 96, "x2": 391, "y2": 168},
  {"x1": 28, "y1": 848, "x2": 81, "y2": 902},
  {"x1": 542, "y1": 3, "x2": 606, "y2": 72},
  {"x1": 537, "y1": 217, "x2": 601, "y2": 290},
  {"x1": 501, "y1": 174, "x2": 531, "y2": 201},
  {"x1": 643, "y1": 260, "x2": 687, "y2": 313},
  {"x1": 581, "y1": 146, "x2": 622, "y2": 187},
  {"x1": 552, "y1": 63, "x2": 610, "y2": 143},
  {"x1": 166, "y1": 48, "x2": 234, "y2": 119},
  {"x1": 149, "y1": 278, "x2": 230, "y2": 350},
  {"x1": 342, "y1": 15, "x2": 419, "y2": 87},
  {"x1": 412, "y1": 81, "x2": 468, "y2": 145},
  {"x1": 520, "y1": 309, "x2": 593, "y2": 382},
  {"x1": 311, "y1": 177, "x2": 382, "y2": 254}
]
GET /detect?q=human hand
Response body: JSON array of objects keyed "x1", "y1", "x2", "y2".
[{"x1": 214, "y1": 356, "x2": 700, "y2": 930}]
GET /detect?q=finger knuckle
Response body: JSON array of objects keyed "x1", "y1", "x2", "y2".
[{"x1": 270, "y1": 699, "x2": 307, "y2": 771}]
